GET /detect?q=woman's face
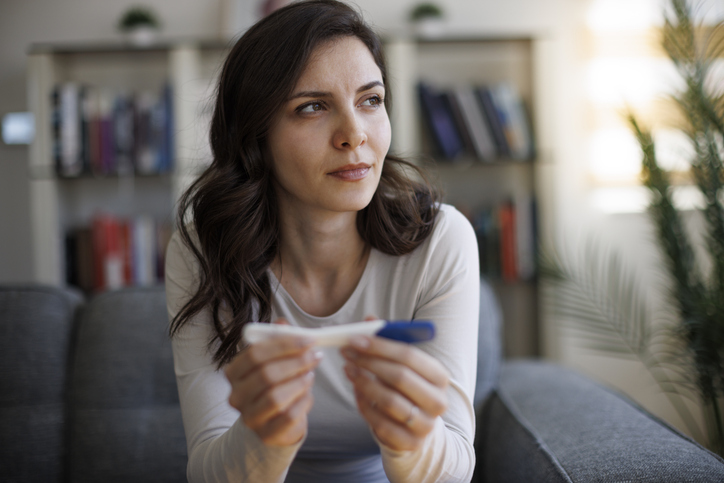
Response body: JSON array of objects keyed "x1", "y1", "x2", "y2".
[{"x1": 266, "y1": 36, "x2": 391, "y2": 218}]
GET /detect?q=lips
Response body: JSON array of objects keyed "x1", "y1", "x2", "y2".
[{"x1": 327, "y1": 164, "x2": 371, "y2": 181}]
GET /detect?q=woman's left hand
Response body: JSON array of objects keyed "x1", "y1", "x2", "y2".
[{"x1": 341, "y1": 330, "x2": 450, "y2": 452}]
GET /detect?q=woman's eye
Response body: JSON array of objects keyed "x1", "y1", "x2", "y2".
[
  {"x1": 298, "y1": 102, "x2": 324, "y2": 113},
  {"x1": 361, "y1": 95, "x2": 383, "y2": 107}
]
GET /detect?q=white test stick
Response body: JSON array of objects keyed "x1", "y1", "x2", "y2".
[{"x1": 242, "y1": 320, "x2": 386, "y2": 347}]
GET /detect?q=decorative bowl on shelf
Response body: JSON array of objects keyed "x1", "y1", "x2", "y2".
[
  {"x1": 124, "y1": 26, "x2": 158, "y2": 47},
  {"x1": 409, "y1": 3, "x2": 445, "y2": 38},
  {"x1": 413, "y1": 18, "x2": 445, "y2": 38}
]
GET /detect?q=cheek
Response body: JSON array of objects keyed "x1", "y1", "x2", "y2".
[
  {"x1": 371, "y1": 114, "x2": 392, "y2": 156},
  {"x1": 268, "y1": 125, "x2": 315, "y2": 176}
]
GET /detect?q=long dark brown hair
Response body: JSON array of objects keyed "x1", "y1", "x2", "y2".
[{"x1": 170, "y1": 0, "x2": 441, "y2": 367}]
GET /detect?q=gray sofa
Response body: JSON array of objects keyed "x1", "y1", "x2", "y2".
[{"x1": 1, "y1": 283, "x2": 723, "y2": 482}]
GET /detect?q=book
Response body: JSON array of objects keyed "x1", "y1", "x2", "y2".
[
  {"x1": 134, "y1": 90, "x2": 158, "y2": 174},
  {"x1": 58, "y1": 83, "x2": 83, "y2": 177},
  {"x1": 118, "y1": 220, "x2": 133, "y2": 286},
  {"x1": 515, "y1": 196, "x2": 536, "y2": 281},
  {"x1": 490, "y1": 82, "x2": 533, "y2": 160},
  {"x1": 452, "y1": 86, "x2": 496, "y2": 162},
  {"x1": 498, "y1": 201, "x2": 518, "y2": 282},
  {"x1": 83, "y1": 87, "x2": 101, "y2": 175},
  {"x1": 473, "y1": 208, "x2": 499, "y2": 279},
  {"x1": 158, "y1": 83, "x2": 174, "y2": 172},
  {"x1": 132, "y1": 215, "x2": 157, "y2": 286},
  {"x1": 98, "y1": 89, "x2": 116, "y2": 175},
  {"x1": 417, "y1": 82, "x2": 464, "y2": 160},
  {"x1": 66, "y1": 227, "x2": 95, "y2": 292},
  {"x1": 113, "y1": 93, "x2": 135, "y2": 175},
  {"x1": 442, "y1": 91, "x2": 477, "y2": 159},
  {"x1": 68, "y1": 214, "x2": 167, "y2": 292},
  {"x1": 52, "y1": 83, "x2": 174, "y2": 177},
  {"x1": 475, "y1": 86, "x2": 510, "y2": 158},
  {"x1": 92, "y1": 214, "x2": 123, "y2": 291}
]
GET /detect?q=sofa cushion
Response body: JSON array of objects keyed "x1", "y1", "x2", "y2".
[
  {"x1": 479, "y1": 361, "x2": 724, "y2": 482},
  {"x1": 0, "y1": 285, "x2": 83, "y2": 483},
  {"x1": 68, "y1": 286, "x2": 186, "y2": 482}
]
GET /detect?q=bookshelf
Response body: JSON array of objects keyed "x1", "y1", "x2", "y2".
[
  {"x1": 27, "y1": 36, "x2": 554, "y2": 356},
  {"x1": 386, "y1": 36, "x2": 552, "y2": 358},
  {"x1": 27, "y1": 40, "x2": 229, "y2": 291}
]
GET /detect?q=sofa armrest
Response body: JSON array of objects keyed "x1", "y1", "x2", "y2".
[{"x1": 476, "y1": 361, "x2": 724, "y2": 482}]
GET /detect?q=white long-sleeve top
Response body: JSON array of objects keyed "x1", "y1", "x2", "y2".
[{"x1": 165, "y1": 203, "x2": 480, "y2": 483}]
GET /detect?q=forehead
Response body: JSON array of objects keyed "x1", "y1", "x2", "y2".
[{"x1": 294, "y1": 36, "x2": 382, "y2": 90}]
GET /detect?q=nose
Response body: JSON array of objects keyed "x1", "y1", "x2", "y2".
[{"x1": 333, "y1": 109, "x2": 367, "y2": 150}]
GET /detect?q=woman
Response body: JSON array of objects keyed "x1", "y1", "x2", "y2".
[{"x1": 165, "y1": 1, "x2": 480, "y2": 481}]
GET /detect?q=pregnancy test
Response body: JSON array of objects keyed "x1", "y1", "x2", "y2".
[{"x1": 242, "y1": 320, "x2": 435, "y2": 347}]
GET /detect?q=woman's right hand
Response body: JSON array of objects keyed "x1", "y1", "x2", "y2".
[{"x1": 224, "y1": 318, "x2": 322, "y2": 447}]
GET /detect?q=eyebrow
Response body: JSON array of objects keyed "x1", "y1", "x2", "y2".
[{"x1": 289, "y1": 80, "x2": 384, "y2": 101}]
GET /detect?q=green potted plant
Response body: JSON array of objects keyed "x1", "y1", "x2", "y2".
[
  {"x1": 409, "y1": 3, "x2": 445, "y2": 38},
  {"x1": 542, "y1": 0, "x2": 724, "y2": 456},
  {"x1": 118, "y1": 7, "x2": 161, "y2": 46}
]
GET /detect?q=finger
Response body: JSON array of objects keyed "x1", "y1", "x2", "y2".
[
  {"x1": 226, "y1": 333, "x2": 314, "y2": 381},
  {"x1": 345, "y1": 336, "x2": 449, "y2": 388},
  {"x1": 341, "y1": 352, "x2": 447, "y2": 417},
  {"x1": 363, "y1": 315, "x2": 379, "y2": 321},
  {"x1": 345, "y1": 363, "x2": 435, "y2": 436},
  {"x1": 243, "y1": 370, "x2": 315, "y2": 427},
  {"x1": 255, "y1": 391, "x2": 314, "y2": 446},
  {"x1": 235, "y1": 349, "x2": 322, "y2": 403},
  {"x1": 356, "y1": 394, "x2": 420, "y2": 451}
]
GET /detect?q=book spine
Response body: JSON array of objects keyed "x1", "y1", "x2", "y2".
[
  {"x1": 119, "y1": 219, "x2": 133, "y2": 286},
  {"x1": 417, "y1": 82, "x2": 464, "y2": 160},
  {"x1": 133, "y1": 215, "x2": 157, "y2": 286},
  {"x1": 51, "y1": 86, "x2": 62, "y2": 176},
  {"x1": 114, "y1": 93, "x2": 135, "y2": 175},
  {"x1": 59, "y1": 83, "x2": 82, "y2": 177},
  {"x1": 442, "y1": 91, "x2": 476, "y2": 159},
  {"x1": 492, "y1": 83, "x2": 533, "y2": 160},
  {"x1": 476, "y1": 87, "x2": 510, "y2": 158},
  {"x1": 515, "y1": 196, "x2": 536, "y2": 281},
  {"x1": 499, "y1": 201, "x2": 518, "y2": 282},
  {"x1": 98, "y1": 90, "x2": 115, "y2": 175},
  {"x1": 453, "y1": 87, "x2": 496, "y2": 162}
]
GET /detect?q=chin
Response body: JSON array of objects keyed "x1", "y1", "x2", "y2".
[{"x1": 330, "y1": 190, "x2": 376, "y2": 213}]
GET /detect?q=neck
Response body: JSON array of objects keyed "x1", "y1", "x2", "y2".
[{"x1": 274, "y1": 206, "x2": 367, "y2": 283}]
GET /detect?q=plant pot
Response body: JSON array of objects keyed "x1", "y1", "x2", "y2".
[
  {"x1": 124, "y1": 26, "x2": 158, "y2": 47},
  {"x1": 412, "y1": 18, "x2": 445, "y2": 38}
]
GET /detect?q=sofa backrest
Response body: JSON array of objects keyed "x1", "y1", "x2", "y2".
[
  {"x1": 67, "y1": 286, "x2": 187, "y2": 482},
  {"x1": 0, "y1": 285, "x2": 83, "y2": 483},
  {"x1": 475, "y1": 278, "x2": 502, "y2": 409}
]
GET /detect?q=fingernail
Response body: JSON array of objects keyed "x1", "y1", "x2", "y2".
[
  {"x1": 306, "y1": 371, "x2": 315, "y2": 381},
  {"x1": 349, "y1": 336, "x2": 369, "y2": 349},
  {"x1": 313, "y1": 350, "x2": 324, "y2": 361},
  {"x1": 345, "y1": 364, "x2": 359, "y2": 378},
  {"x1": 341, "y1": 347, "x2": 357, "y2": 359}
]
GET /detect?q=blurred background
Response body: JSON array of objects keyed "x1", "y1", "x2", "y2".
[{"x1": 1, "y1": 0, "x2": 723, "y2": 450}]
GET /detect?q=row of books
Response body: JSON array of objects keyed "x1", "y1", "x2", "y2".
[
  {"x1": 65, "y1": 214, "x2": 173, "y2": 293},
  {"x1": 52, "y1": 83, "x2": 174, "y2": 177},
  {"x1": 418, "y1": 81, "x2": 534, "y2": 162},
  {"x1": 465, "y1": 198, "x2": 537, "y2": 282}
]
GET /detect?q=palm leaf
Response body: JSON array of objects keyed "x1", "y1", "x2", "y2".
[{"x1": 540, "y1": 241, "x2": 705, "y2": 440}]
